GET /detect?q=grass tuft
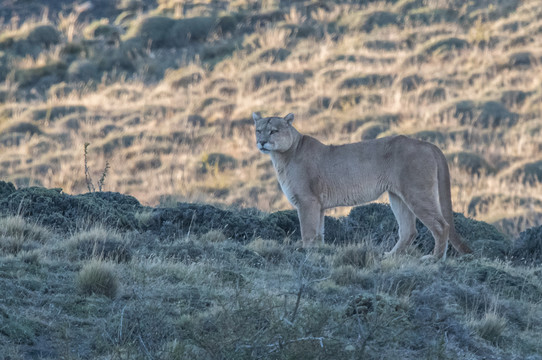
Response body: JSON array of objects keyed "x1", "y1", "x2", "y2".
[
  {"x1": 199, "y1": 229, "x2": 227, "y2": 243},
  {"x1": 472, "y1": 312, "x2": 507, "y2": 345},
  {"x1": 333, "y1": 244, "x2": 376, "y2": 269},
  {"x1": 247, "y1": 238, "x2": 284, "y2": 264},
  {"x1": 76, "y1": 260, "x2": 120, "y2": 299},
  {"x1": 0, "y1": 216, "x2": 51, "y2": 255},
  {"x1": 66, "y1": 226, "x2": 131, "y2": 262}
]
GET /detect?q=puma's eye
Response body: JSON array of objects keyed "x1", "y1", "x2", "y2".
[
  {"x1": 256, "y1": 130, "x2": 261, "y2": 134},
  {"x1": 270, "y1": 130, "x2": 278, "y2": 134}
]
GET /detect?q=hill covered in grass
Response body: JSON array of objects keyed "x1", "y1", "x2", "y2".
[
  {"x1": 1, "y1": 181, "x2": 542, "y2": 359},
  {"x1": 0, "y1": 0, "x2": 541, "y2": 239}
]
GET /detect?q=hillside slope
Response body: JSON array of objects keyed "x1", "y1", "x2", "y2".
[{"x1": 0, "y1": 182, "x2": 542, "y2": 359}]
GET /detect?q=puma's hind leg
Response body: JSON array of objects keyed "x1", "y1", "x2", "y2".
[
  {"x1": 402, "y1": 193, "x2": 450, "y2": 260},
  {"x1": 386, "y1": 192, "x2": 418, "y2": 257}
]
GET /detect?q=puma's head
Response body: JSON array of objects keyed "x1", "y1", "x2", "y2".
[{"x1": 253, "y1": 113, "x2": 296, "y2": 154}]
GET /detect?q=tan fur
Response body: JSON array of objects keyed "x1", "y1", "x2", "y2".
[{"x1": 253, "y1": 112, "x2": 472, "y2": 259}]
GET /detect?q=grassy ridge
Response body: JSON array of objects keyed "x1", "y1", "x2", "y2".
[{"x1": 0, "y1": 182, "x2": 541, "y2": 359}]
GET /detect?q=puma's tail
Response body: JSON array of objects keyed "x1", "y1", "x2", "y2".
[{"x1": 434, "y1": 146, "x2": 472, "y2": 254}]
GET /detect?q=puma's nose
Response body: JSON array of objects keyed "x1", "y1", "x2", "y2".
[{"x1": 259, "y1": 141, "x2": 266, "y2": 147}]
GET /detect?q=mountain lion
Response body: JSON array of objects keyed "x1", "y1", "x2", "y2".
[{"x1": 253, "y1": 112, "x2": 472, "y2": 259}]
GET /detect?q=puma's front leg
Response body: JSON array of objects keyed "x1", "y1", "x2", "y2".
[
  {"x1": 296, "y1": 199, "x2": 322, "y2": 247},
  {"x1": 319, "y1": 209, "x2": 325, "y2": 244}
]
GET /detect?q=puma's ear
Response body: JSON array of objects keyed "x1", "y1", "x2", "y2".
[
  {"x1": 252, "y1": 112, "x2": 262, "y2": 122},
  {"x1": 284, "y1": 113, "x2": 294, "y2": 125}
]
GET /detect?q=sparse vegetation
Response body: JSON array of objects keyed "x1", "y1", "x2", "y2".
[
  {"x1": 1, "y1": 0, "x2": 542, "y2": 358},
  {"x1": 84, "y1": 142, "x2": 110, "y2": 192}
]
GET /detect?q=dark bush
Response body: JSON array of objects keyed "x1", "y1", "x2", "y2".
[
  {"x1": 475, "y1": 101, "x2": 518, "y2": 128},
  {"x1": 11, "y1": 61, "x2": 67, "y2": 87},
  {"x1": 125, "y1": 16, "x2": 176, "y2": 47},
  {"x1": 358, "y1": 122, "x2": 389, "y2": 140},
  {"x1": 0, "y1": 24, "x2": 60, "y2": 56},
  {"x1": 201, "y1": 153, "x2": 238, "y2": 173},
  {"x1": 25, "y1": 24, "x2": 60, "y2": 47},
  {"x1": 507, "y1": 160, "x2": 542, "y2": 185},
  {"x1": 339, "y1": 74, "x2": 394, "y2": 89},
  {"x1": 446, "y1": 151, "x2": 495, "y2": 176},
  {"x1": 67, "y1": 59, "x2": 99, "y2": 82},
  {"x1": 356, "y1": 11, "x2": 401, "y2": 33},
  {"x1": 23, "y1": 105, "x2": 87, "y2": 123},
  {"x1": 411, "y1": 130, "x2": 446, "y2": 144},
  {"x1": 84, "y1": 21, "x2": 121, "y2": 40},
  {"x1": 250, "y1": 71, "x2": 306, "y2": 90},
  {"x1": 512, "y1": 225, "x2": 542, "y2": 265},
  {"x1": 507, "y1": 51, "x2": 535, "y2": 69},
  {"x1": 419, "y1": 86, "x2": 446, "y2": 103},
  {"x1": 406, "y1": 8, "x2": 458, "y2": 25},
  {"x1": 400, "y1": 74, "x2": 424, "y2": 91},
  {"x1": 423, "y1": 37, "x2": 469, "y2": 56},
  {"x1": 125, "y1": 16, "x2": 217, "y2": 49}
]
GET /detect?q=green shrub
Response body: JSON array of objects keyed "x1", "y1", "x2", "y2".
[{"x1": 76, "y1": 260, "x2": 120, "y2": 299}]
